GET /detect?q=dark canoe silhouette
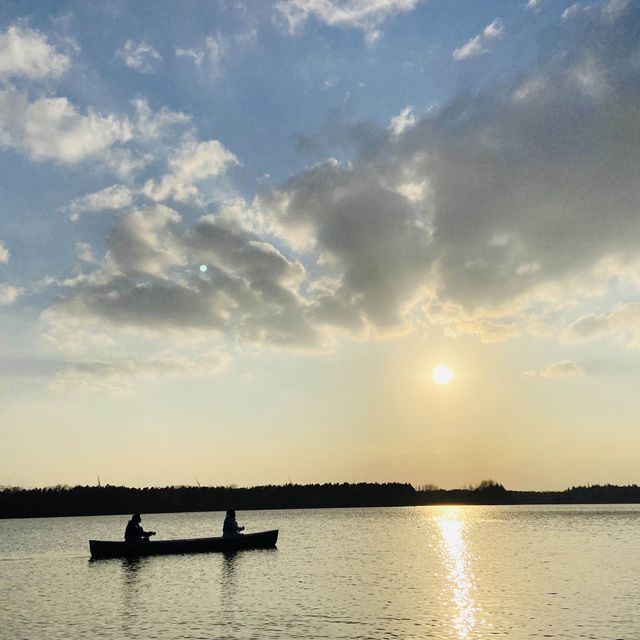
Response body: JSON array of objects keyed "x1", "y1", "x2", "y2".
[{"x1": 89, "y1": 530, "x2": 278, "y2": 559}]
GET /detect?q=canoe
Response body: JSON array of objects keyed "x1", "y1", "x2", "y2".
[{"x1": 89, "y1": 529, "x2": 278, "y2": 559}]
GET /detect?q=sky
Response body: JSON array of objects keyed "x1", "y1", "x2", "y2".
[{"x1": 1, "y1": 0, "x2": 640, "y2": 490}]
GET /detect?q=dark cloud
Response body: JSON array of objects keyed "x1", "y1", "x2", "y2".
[
  {"x1": 259, "y1": 160, "x2": 433, "y2": 329},
  {"x1": 252, "y1": 2, "x2": 640, "y2": 341},
  {"x1": 49, "y1": 204, "x2": 323, "y2": 348},
  {"x1": 399, "y1": 2, "x2": 640, "y2": 311}
]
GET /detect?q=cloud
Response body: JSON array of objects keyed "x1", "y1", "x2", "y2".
[
  {"x1": 453, "y1": 19, "x2": 504, "y2": 61},
  {"x1": 50, "y1": 349, "x2": 230, "y2": 395},
  {"x1": 0, "y1": 88, "x2": 132, "y2": 163},
  {"x1": 132, "y1": 98, "x2": 191, "y2": 141},
  {"x1": 269, "y1": 5, "x2": 640, "y2": 343},
  {"x1": 381, "y1": 5, "x2": 640, "y2": 332},
  {"x1": 256, "y1": 159, "x2": 433, "y2": 330},
  {"x1": 452, "y1": 35, "x2": 485, "y2": 61},
  {"x1": 75, "y1": 242, "x2": 97, "y2": 263},
  {"x1": 525, "y1": 0, "x2": 542, "y2": 12},
  {"x1": 67, "y1": 185, "x2": 133, "y2": 221},
  {"x1": 142, "y1": 138, "x2": 239, "y2": 203},
  {"x1": 41, "y1": 5, "x2": 640, "y2": 353},
  {"x1": 41, "y1": 321, "x2": 116, "y2": 356},
  {"x1": 105, "y1": 204, "x2": 185, "y2": 276},
  {"x1": 566, "y1": 302, "x2": 640, "y2": 348},
  {"x1": 0, "y1": 242, "x2": 21, "y2": 304},
  {"x1": 389, "y1": 106, "x2": 416, "y2": 139},
  {"x1": 176, "y1": 35, "x2": 227, "y2": 77},
  {"x1": 274, "y1": 0, "x2": 421, "y2": 43},
  {"x1": 562, "y1": 4, "x2": 582, "y2": 20},
  {"x1": 602, "y1": 0, "x2": 630, "y2": 21},
  {"x1": 0, "y1": 89, "x2": 195, "y2": 180},
  {"x1": 424, "y1": 301, "x2": 536, "y2": 343},
  {"x1": 562, "y1": 0, "x2": 630, "y2": 21},
  {"x1": 0, "y1": 284, "x2": 21, "y2": 305},
  {"x1": 525, "y1": 359, "x2": 584, "y2": 378},
  {"x1": 483, "y1": 18, "x2": 505, "y2": 39},
  {"x1": 46, "y1": 203, "x2": 324, "y2": 348},
  {"x1": 115, "y1": 40, "x2": 162, "y2": 73},
  {"x1": 0, "y1": 25, "x2": 70, "y2": 80}
]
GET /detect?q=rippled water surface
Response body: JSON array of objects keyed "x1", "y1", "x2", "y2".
[{"x1": 2, "y1": 505, "x2": 640, "y2": 639}]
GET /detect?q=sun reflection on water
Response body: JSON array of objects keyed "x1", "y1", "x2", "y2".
[{"x1": 437, "y1": 508, "x2": 477, "y2": 638}]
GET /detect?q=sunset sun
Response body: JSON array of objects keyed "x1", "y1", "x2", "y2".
[{"x1": 432, "y1": 365, "x2": 454, "y2": 385}]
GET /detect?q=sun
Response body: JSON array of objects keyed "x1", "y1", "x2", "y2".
[{"x1": 432, "y1": 365, "x2": 454, "y2": 385}]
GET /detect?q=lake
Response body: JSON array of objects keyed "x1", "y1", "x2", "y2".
[{"x1": 1, "y1": 505, "x2": 639, "y2": 639}]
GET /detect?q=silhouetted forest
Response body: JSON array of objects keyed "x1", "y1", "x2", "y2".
[
  {"x1": 415, "y1": 481, "x2": 640, "y2": 505},
  {"x1": 2, "y1": 480, "x2": 640, "y2": 519},
  {"x1": 0, "y1": 482, "x2": 416, "y2": 518}
]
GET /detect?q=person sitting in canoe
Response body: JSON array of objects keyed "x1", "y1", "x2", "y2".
[
  {"x1": 222, "y1": 509, "x2": 244, "y2": 537},
  {"x1": 124, "y1": 513, "x2": 156, "y2": 543}
]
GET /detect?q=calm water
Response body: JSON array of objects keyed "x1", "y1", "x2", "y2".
[{"x1": 1, "y1": 505, "x2": 639, "y2": 639}]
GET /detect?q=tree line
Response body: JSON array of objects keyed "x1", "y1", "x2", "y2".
[
  {"x1": 0, "y1": 482, "x2": 416, "y2": 518},
  {"x1": 2, "y1": 480, "x2": 640, "y2": 518}
]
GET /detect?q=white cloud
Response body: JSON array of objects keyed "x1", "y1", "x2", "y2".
[
  {"x1": 274, "y1": 0, "x2": 421, "y2": 42},
  {"x1": 395, "y1": 180, "x2": 428, "y2": 202},
  {"x1": 176, "y1": 48, "x2": 204, "y2": 66},
  {"x1": 0, "y1": 240, "x2": 20, "y2": 305},
  {"x1": 525, "y1": 0, "x2": 542, "y2": 12},
  {"x1": 176, "y1": 35, "x2": 227, "y2": 77},
  {"x1": 0, "y1": 89, "x2": 132, "y2": 164},
  {"x1": 143, "y1": 138, "x2": 239, "y2": 203},
  {"x1": 103, "y1": 148, "x2": 149, "y2": 179},
  {"x1": 483, "y1": 19, "x2": 505, "y2": 39},
  {"x1": 0, "y1": 25, "x2": 70, "y2": 80},
  {"x1": 115, "y1": 40, "x2": 162, "y2": 73},
  {"x1": 76, "y1": 242, "x2": 97, "y2": 263},
  {"x1": 453, "y1": 19, "x2": 505, "y2": 61},
  {"x1": 0, "y1": 284, "x2": 21, "y2": 305},
  {"x1": 453, "y1": 35, "x2": 485, "y2": 61},
  {"x1": 24, "y1": 97, "x2": 132, "y2": 163},
  {"x1": 562, "y1": 4, "x2": 582, "y2": 20},
  {"x1": 389, "y1": 106, "x2": 416, "y2": 139},
  {"x1": 132, "y1": 98, "x2": 191, "y2": 141},
  {"x1": 67, "y1": 185, "x2": 133, "y2": 221}
]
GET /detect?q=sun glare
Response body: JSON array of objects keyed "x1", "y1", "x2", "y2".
[{"x1": 433, "y1": 365, "x2": 454, "y2": 385}]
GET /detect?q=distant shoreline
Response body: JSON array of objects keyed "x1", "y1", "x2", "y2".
[{"x1": 2, "y1": 481, "x2": 640, "y2": 519}]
